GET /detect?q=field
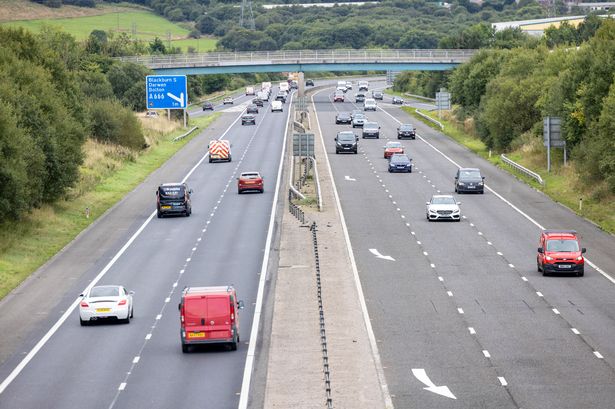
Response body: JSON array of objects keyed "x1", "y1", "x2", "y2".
[{"x1": 0, "y1": 2, "x2": 217, "y2": 52}]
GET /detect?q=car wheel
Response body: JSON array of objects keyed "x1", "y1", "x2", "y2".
[
  {"x1": 376, "y1": 136, "x2": 379, "y2": 139},
  {"x1": 354, "y1": 150, "x2": 358, "y2": 154},
  {"x1": 130, "y1": 307, "x2": 134, "y2": 319},
  {"x1": 409, "y1": 168, "x2": 412, "y2": 173},
  {"x1": 228, "y1": 156, "x2": 232, "y2": 162},
  {"x1": 260, "y1": 189, "x2": 264, "y2": 193},
  {"x1": 238, "y1": 189, "x2": 242, "y2": 194},
  {"x1": 542, "y1": 269, "x2": 548, "y2": 277},
  {"x1": 157, "y1": 210, "x2": 162, "y2": 218},
  {"x1": 480, "y1": 190, "x2": 484, "y2": 194},
  {"x1": 456, "y1": 218, "x2": 461, "y2": 222},
  {"x1": 578, "y1": 268, "x2": 584, "y2": 277},
  {"x1": 336, "y1": 150, "x2": 340, "y2": 154},
  {"x1": 182, "y1": 343, "x2": 190, "y2": 353},
  {"x1": 208, "y1": 157, "x2": 212, "y2": 163},
  {"x1": 80, "y1": 317, "x2": 87, "y2": 326},
  {"x1": 537, "y1": 261, "x2": 541, "y2": 272}
]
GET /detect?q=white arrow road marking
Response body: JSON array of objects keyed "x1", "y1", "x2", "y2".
[
  {"x1": 167, "y1": 92, "x2": 184, "y2": 107},
  {"x1": 369, "y1": 249, "x2": 395, "y2": 261},
  {"x1": 345, "y1": 176, "x2": 356, "y2": 181},
  {"x1": 412, "y1": 368, "x2": 456, "y2": 399}
]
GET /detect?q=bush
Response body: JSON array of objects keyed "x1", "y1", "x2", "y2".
[{"x1": 89, "y1": 100, "x2": 146, "y2": 150}]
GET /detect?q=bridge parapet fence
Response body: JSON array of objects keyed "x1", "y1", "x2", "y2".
[{"x1": 119, "y1": 49, "x2": 477, "y2": 69}]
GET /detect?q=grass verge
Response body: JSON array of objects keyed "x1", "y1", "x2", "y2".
[
  {"x1": 0, "y1": 113, "x2": 219, "y2": 300},
  {"x1": 403, "y1": 107, "x2": 615, "y2": 234}
]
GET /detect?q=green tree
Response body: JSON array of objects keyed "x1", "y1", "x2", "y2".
[{"x1": 89, "y1": 99, "x2": 146, "y2": 150}]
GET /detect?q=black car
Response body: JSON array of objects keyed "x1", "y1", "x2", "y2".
[
  {"x1": 156, "y1": 183, "x2": 192, "y2": 218},
  {"x1": 275, "y1": 93, "x2": 287, "y2": 103},
  {"x1": 202, "y1": 101, "x2": 214, "y2": 111},
  {"x1": 355, "y1": 93, "x2": 366, "y2": 103},
  {"x1": 362, "y1": 121, "x2": 380, "y2": 138},
  {"x1": 397, "y1": 124, "x2": 416, "y2": 139},
  {"x1": 252, "y1": 98, "x2": 264, "y2": 107},
  {"x1": 388, "y1": 154, "x2": 413, "y2": 173},
  {"x1": 455, "y1": 168, "x2": 485, "y2": 194},
  {"x1": 335, "y1": 131, "x2": 358, "y2": 154},
  {"x1": 306, "y1": 79, "x2": 315, "y2": 86},
  {"x1": 241, "y1": 114, "x2": 256, "y2": 125},
  {"x1": 392, "y1": 96, "x2": 404, "y2": 105},
  {"x1": 336, "y1": 112, "x2": 352, "y2": 125},
  {"x1": 372, "y1": 91, "x2": 384, "y2": 100},
  {"x1": 246, "y1": 104, "x2": 259, "y2": 114}
]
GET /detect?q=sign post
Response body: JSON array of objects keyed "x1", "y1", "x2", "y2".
[
  {"x1": 435, "y1": 88, "x2": 451, "y2": 119},
  {"x1": 146, "y1": 75, "x2": 188, "y2": 128},
  {"x1": 543, "y1": 117, "x2": 564, "y2": 173}
]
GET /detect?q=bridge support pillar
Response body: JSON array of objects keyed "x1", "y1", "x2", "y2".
[{"x1": 298, "y1": 71, "x2": 305, "y2": 97}]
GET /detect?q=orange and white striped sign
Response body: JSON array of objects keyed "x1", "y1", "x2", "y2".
[{"x1": 209, "y1": 140, "x2": 231, "y2": 161}]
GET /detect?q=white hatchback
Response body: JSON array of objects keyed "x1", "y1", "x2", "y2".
[
  {"x1": 271, "y1": 100, "x2": 283, "y2": 112},
  {"x1": 79, "y1": 285, "x2": 134, "y2": 325}
]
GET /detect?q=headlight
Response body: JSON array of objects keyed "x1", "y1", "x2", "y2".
[
  {"x1": 576, "y1": 256, "x2": 583, "y2": 261},
  {"x1": 336, "y1": 142, "x2": 342, "y2": 146},
  {"x1": 452, "y1": 209, "x2": 460, "y2": 213},
  {"x1": 545, "y1": 256, "x2": 553, "y2": 261},
  {"x1": 478, "y1": 182, "x2": 484, "y2": 186},
  {"x1": 428, "y1": 209, "x2": 437, "y2": 214},
  {"x1": 458, "y1": 182, "x2": 465, "y2": 186}
]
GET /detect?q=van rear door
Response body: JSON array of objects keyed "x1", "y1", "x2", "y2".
[{"x1": 205, "y1": 295, "x2": 232, "y2": 339}]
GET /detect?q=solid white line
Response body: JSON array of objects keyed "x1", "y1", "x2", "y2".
[
  {"x1": 376, "y1": 105, "x2": 614, "y2": 284},
  {"x1": 302, "y1": 89, "x2": 394, "y2": 408},
  {"x1": 237, "y1": 91, "x2": 293, "y2": 409},
  {"x1": 498, "y1": 377, "x2": 508, "y2": 386},
  {"x1": 594, "y1": 351, "x2": 604, "y2": 359},
  {"x1": 571, "y1": 328, "x2": 580, "y2": 335}
]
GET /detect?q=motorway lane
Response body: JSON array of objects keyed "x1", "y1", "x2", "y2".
[
  {"x1": 0, "y1": 89, "x2": 289, "y2": 409},
  {"x1": 314, "y1": 85, "x2": 615, "y2": 408}
]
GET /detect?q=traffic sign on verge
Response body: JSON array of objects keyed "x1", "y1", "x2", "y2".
[
  {"x1": 293, "y1": 133, "x2": 314, "y2": 157},
  {"x1": 146, "y1": 75, "x2": 188, "y2": 109}
]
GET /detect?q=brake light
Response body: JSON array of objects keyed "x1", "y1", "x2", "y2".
[
  {"x1": 80, "y1": 301, "x2": 89, "y2": 308},
  {"x1": 118, "y1": 299, "x2": 127, "y2": 306},
  {"x1": 230, "y1": 303, "x2": 235, "y2": 323}
]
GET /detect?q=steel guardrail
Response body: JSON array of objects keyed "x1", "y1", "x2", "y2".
[
  {"x1": 172, "y1": 126, "x2": 198, "y2": 142},
  {"x1": 310, "y1": 157, "x2": 322, "y2": 212},
  {"x1": 501, "y1": 154, "x2": 545, "y2": 185},
  {"x1": 118, "y1": 49, "x2": 477, "y2": 69},
  {"x1": 310, "y1": 222, "x2": 333, "y2": 409},
  {"x1": 414, "y1": 109, "x2": 444, "y2": 130},
  {"x1": 288, "y1": 189, "x2": 306, "y2": 223}
]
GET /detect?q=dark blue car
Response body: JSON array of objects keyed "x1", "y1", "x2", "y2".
[{"x1": 388, "y1": 154, "x2": 413, "y2": 173}]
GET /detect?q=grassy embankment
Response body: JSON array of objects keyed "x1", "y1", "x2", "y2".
[
  {"x1": 402, "y1": 106, "x2": 615, "y2": 234},
  {"x1": 0, "y1": 113, "x2": 219, "y2": 300},
  {"x1": 0, "y1": 5, "x2": 216, "y2": 53}
]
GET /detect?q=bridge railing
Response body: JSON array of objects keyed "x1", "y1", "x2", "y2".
[{"x1": 118, "y1": 49, "x2": 477, "y2": 69}]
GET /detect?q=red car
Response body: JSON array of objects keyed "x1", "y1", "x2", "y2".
[
  {"x1": 383, "y1": 141, "x2": 405, "y2": 159},
  {"x1": 333, "y1": 91, "x2": 345, "y2": 102},
  {"x1": 179, "y1": 286, "x2": 244, "y2": 353},
  {"x1": 537, "y1": 230, "x2": 586, "y2": 276},
  {"x1": 237, "y1": 171, "x2": 264, "y2": 194}
]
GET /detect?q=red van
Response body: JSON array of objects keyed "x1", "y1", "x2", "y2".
[
  {"x1": 537, "y1": 230, "x2": 586, "y2": 276},
  {"x1": 179, "y1": 286, "x2": 244, "y2": 353}
]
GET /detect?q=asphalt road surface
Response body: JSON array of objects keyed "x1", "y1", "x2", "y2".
[
  {"x1": 0, "y1": 88, "x2": 290, "y2": 409},
  {"x1": 313, "y1": 84, "x2": 615, "y2": 409}
]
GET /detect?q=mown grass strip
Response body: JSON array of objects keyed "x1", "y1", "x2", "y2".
[
  {"x1": 0, "y1": 113, "x2": 219, "y2": 300},
  {"x1": 403, "y1": 107, "x2": 615, "y2": 234}
]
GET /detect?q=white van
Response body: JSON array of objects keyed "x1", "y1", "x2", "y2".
[
  {"x1": 245, "y1": 86, "x2": 255, "y2": 95},
  {"x1": 271, "y1": 100, "x2": 283, "y2": 112},
  {"x1": 358, "y1": 80, "x2": 369, "y2": 91},
  {"x1": 279, "y1": 82, "x2": 290, "y2": 92},
  {"x1": 364, "y1": 98, "x2": 377, "y2": 111}
]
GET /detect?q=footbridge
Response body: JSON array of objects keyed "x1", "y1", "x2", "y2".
[{"x1": 118, "y1": 49, "x2": 477, "y2": 75}]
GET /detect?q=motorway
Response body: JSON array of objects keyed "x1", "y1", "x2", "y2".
[
  {"x1": 313, "y1": 85, "x2": 615, "y2": 409},
  {"x1": 0, "y1": 88, "x2": 288, "y2": 408}
]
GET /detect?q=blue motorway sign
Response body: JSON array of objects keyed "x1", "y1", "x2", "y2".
[{"x1": 146, "y1": 75, "x2": 188, "y2": 109}]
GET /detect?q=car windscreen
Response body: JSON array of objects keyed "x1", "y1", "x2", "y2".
[
  {"x1": 338, "y1": 113, "x2": 350, "y2": 118},
  {"x1": 386, "y1": 142, "x2": 402, "y2": 148},
  {"x1": 400, "y1": 125, "x2": 413, "y2": 131},
  {"x1": 90, "y1": 287, "x2": 119, "y2": 297},
  {"x1": 432, "y1": 197, "x2": 456, "y2": 205},
  {"x1": 546, "y1": 239, "x2": 579, "y2": 252},
  {"x1": 354, "y1": 114, "x2": 365, "y2": 120},
  {"x1": 159, "y1": 186, "x2": 185, "y2": 199},
  {"x1": 364, "y1": 123, "x2": 378, "y2": 130},
  {"x1": 460, "y1": 170, "x2": 482, "y2": 179},
  {"x1": 338, "y1": 133, "x2": 356, "y2": 142},
  {"x1": 241, "y1": 173, "x2": 261, "y2": 179}
]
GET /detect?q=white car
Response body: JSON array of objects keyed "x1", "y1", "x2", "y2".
[
  {"x1": 337, "y1": 85, "x2": 347, "y2": 93},
  {"x1": 364, "y1": 98, "x2": 377, "y2": 111},
  {"x1": 426, "y1": 195, "x2": 461, "y2": 222},
  {"x1": 271, "y1": 100, "x2": 283, "y2": 112},
  {"x1": 223, "y1": 97, "x2": 234, "y2": 105},
  {"x1": 79, "y1": 285, "x2": 134, "y2": 325},
  {"x1": 345, "y1": 81, "x2": 353, "y2": 90}
]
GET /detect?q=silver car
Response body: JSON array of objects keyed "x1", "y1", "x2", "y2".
[{"x1": 426, "y1": 195, "x2": 461, "y2": 222}]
